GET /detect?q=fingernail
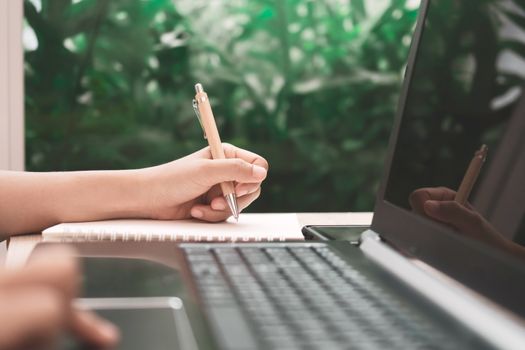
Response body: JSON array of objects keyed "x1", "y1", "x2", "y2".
[
  {"x1": 252, "y1": 165, "x2": 267, "y2": 179},
  {"x1": 191, "y1": 209, "x2": 203, "y2": 218}
]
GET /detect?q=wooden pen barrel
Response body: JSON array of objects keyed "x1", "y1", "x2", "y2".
[{"x1": 195, "y1": 91, "x2": 235, "y2": 196}]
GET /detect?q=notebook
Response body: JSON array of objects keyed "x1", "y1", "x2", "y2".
[{"x1": 42, "y1": 213, "x2": 303, "y2": 242}]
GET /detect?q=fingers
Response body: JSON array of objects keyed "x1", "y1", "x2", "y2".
[
  {"x1": 209, "y1": 184, "x2": 258, "y2": 210},
  {"x1": 71, "y1": 308, "x2": 120, "y2": 348},
  {"x1": 222, "y1": 143, "x2": 269, "y2": 171},
  {"x1": 0, "y1": 246, "x2": 80, "y2": 299},
  {"x1": 0, "y1": 247, "x2": 119, "y2": 349},
  {"x1": 206, "y1": 184, "x2": 260, "y2": 210},
  {"x1": 0, "y1": 289, "x2": 119, "y2": 350},
  {"x1": 409, "y1": 187, "x2": 457, "y2": 214},
  {"x1": 198, "y1": 158, "x2": 267, "y2": 186},
  {"x1": 0, "y1": 251, "x2": 72, "y2": 350},
  {"x1": 425, "y1": 200, "x2": 511, "y2": 248},
  {"x1": 0, "y1": 286, "x2": 66, "y2": 349},
  {"x1": 191, "y1": 188, "x2": 262, "y2": 222},
  {"x1": 409, "y1": 187, "x2": 475, "y2": 216},
  {"x1": 234, "y1": 182, "x2": 260, "y2": 197},
  {"x1": 193, "y1": 144, "x2": 269, "y2": 172},
  {"x1": 423, "y1": 200, "x2": 480, "y2": 233},
  {"x1": 28, "y1": 244, "x2": 77, "y2": 263}
]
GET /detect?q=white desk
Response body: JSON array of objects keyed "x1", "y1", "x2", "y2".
[{"x1": 5, "y1": 212, "x2": 373, "y2": 268}]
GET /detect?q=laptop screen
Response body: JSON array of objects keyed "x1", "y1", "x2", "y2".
[{"x1": 377, "y1": 0, "x2": 525, "y2": 311}]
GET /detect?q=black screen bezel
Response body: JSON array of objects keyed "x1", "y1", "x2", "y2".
[{"x1": 371, "y1": 0, "x2": 525, "y2": 317}]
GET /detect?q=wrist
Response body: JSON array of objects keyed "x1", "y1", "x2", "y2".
[
  {"x1": 55, "y1": 170, "x2": 149, "y2": 223},
  {"x1": 110, "y1": 169, "x2": 151, "y2": 219}
]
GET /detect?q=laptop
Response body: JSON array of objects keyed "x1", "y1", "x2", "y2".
[
  {"x1": 170, "y1": 0, "x2": 525, "y2": 348},
  {"x1": 59, "y1": 0, "x2": 525, "y2": 349}
]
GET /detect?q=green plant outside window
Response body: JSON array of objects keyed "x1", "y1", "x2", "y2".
[{"x1": 24, "y1": 0, "x2": 419, "y2": 212}]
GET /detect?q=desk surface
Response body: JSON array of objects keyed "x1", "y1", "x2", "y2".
[{"x1": 5, "y1": 212, "x2": 373, "y2": 268}]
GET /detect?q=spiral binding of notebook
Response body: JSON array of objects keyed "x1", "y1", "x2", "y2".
[
  {"x1": 46, "y1": 228, "x2": 288, "y2": 243},
  {"x1": 42, "y1": 214, "x2": 304, "y2": 243}
]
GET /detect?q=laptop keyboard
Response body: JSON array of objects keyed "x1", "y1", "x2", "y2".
[{"x1": 183, "y1": 244, "x2": 453, "y2": 350}]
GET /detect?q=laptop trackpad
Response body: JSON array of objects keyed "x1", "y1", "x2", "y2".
[{"x1": 62, "y1": 297, "x2": 197, "y2": 350}]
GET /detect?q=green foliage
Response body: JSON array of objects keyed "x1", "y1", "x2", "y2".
[{"x1": 24, "y1": 0, "x2": 419, "y2": 212}]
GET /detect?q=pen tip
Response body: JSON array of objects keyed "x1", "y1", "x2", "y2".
[
  {"x1": 195, "y1": 83, "x2": 204, "y2": 93},
  {"x1": 225, "y1": 193, "x2": 239, "y2": 222}
]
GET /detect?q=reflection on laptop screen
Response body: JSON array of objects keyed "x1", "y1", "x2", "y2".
[{"x1": 385, "y1": 0, "x2": 525, "y2": 258}]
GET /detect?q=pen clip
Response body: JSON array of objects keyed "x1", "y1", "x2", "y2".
[{"x1": 192, "y1": 98, "x2": 207, "y2": 139}]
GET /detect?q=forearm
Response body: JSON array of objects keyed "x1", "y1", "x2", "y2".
[{"x1": 0, "y1": 170, "x2": 145, "y2": 237}]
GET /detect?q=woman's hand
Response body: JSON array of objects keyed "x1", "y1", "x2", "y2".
[
  {"x1": 0, "y1": 246, "x2": 119, "y2": 349},
  {"x1": 0, "y1": 143, "x2": 268, "y2": 235},
  {"x1": 409, "y1": 187, "x2": 511, "y2": 249},
  {"x1": 138, "y1": 143, "x2": 269, "y2": 222}
]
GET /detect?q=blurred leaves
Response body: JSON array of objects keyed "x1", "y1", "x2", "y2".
[{"x1": 24, "y1": 0, "x2": 419, "y2": 212}]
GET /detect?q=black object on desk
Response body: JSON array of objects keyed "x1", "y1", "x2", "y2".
[{"x1": 302, "y1": 225, "x2": 370, "y2": 243}]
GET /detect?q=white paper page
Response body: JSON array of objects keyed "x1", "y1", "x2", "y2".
[{"x1": 42, "y1": 213, "x2": 303, "y2": 242}]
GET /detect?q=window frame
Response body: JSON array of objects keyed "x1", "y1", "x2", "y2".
[{"x1": 0, "y1": 1, "x2": 24, "y2": 171}]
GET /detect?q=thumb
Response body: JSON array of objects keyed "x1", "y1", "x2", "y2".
[
  {"x1": 71, "y1": 309, "x2": 120, "y2": 348},
  {"x1": 199, "y1": 158, "x2": 267, "y2": 186}
]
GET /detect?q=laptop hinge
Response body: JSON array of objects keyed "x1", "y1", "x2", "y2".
[{"x1": 359, "y1": 230, "x2": 525, "y2": 350}]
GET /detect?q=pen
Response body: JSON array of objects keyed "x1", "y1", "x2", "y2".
[
  {"x1": 192, "y1": 83, "x2": 240, "y2": 220},
  {"x1": 454, "y1": 144, "x2": 488, "y2": 205}
]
